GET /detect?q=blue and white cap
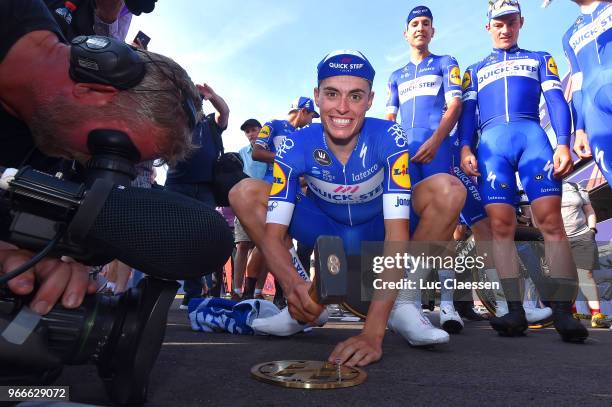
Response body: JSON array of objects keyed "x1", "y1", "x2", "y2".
[
  {"x1": 407, "y1": 5, "x2": 433, "y2": 24},
  {"x1": 317, "y1": 49, "x2": 375, "y2": 83},
  {"x1": 488, "y1": 0, "x2": 521, "y2": 20},
  {"x1": 289, "y1": 96, "x2": 319, "y2": 118}
]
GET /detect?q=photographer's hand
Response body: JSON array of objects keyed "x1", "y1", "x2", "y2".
[{"x1": 1, "y1": 246, "x2": 97, "y2": 315}]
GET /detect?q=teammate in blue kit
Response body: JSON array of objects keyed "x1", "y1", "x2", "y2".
[
  {"x1": 254, "y1": 97, "x2": 320, "y2": 182},
  {"x1": 459, "y1": 0, "x2": 588, "y2": 342},
  {"x1": 545, "y1": 0, "x2": 612, "y2": 185},
  {"x1": 233, "y1": 49, "x2": 412, "y2": 366},
  {"x1": 386, "y1": 5, "x2": 469, "y2": 340}
]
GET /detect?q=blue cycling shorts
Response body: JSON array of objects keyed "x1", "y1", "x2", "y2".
[
  {"x1": 476, "y1": 119, "x2": 561, "y2": 206},
  {"x1": 288, "y1": 193, "x2": 384, "y2": 256},
  {"x1": 406, "y1": 128, "x2": 453, "y2": 187},
  {"x1": 583, "y1": 69, "x2": 612, "y2": 185}
]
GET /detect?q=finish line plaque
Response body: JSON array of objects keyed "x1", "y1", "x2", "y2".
[{"x1": 251, "y1": 360, "x2": 367, "y2": 389}]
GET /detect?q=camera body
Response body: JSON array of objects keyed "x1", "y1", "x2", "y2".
[{"x1": 0, "y1": 130, "x2": 179, "y2": 405}]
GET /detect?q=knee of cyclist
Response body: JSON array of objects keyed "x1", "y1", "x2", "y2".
[
  {"x1": 229, "y1": 180, "x2": 265, "y2": 210},
  {"x1": 489, "y1": 217, "x2": 516, "y2": 239},
  {"x1": 535, "y1": 213, "x2": 565, "y2": 236},
  {"x1": 431, "y1": 177, "x2": 466, "y2": 211}
]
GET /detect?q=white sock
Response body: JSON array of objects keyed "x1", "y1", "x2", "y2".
[
  {"x1": 254, "y1": 288, "x2": 262, "y2": 296},
  {"x1": 394, "y1": 268, "x2": 429, "y2": 310},
  {"x1": 289, "y1": 247, "x2": 310, "y2": 281},
  {"x1": 234, "y1": 288, "x2": 242, "y2": 295},
  {"x1": 438, "y1": 269, "x2": 455, "y2": 308}
]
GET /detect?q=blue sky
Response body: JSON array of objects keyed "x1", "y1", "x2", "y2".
[{"x1": 126, "y1": 0, "x2": 579, "y2": 156}]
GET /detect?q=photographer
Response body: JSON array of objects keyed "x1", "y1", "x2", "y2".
[{"x1": 0, "y1": 0, "x2": 202, "y2": 313}]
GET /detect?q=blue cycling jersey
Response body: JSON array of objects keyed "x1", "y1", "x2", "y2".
[
  {"x1": 562, "y1": 2, "x2": 611, "y2": 131},
  {"x1": 254, "y1": 119, "x2": 296, "y2": 176},
  {"x1": 386, "y1": 54, "x2": 462, "y2": 131},
  {"x1": 563, "y1": 2, "x2": 612, "y2": 185},
  {"x1": 459, "y1": 45, "x2": 571, "y2": 148},
  {"x1": 265, "y1": 118, "x2": 411, "y2": 227}
]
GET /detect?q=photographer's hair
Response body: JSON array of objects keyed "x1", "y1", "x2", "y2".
[
  {"x1": 123, "y1": 49, "x2": 203, "y2": 165},
  {"x1": 31, "y1": 51, "x2": 202, "y2": 165}
]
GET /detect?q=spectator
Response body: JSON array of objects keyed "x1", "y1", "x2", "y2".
[
  {"x1": 164, "y1": 83, "x2": 230, "y2": 310},
  {"x1": 230, "y1": 119, "x2": 265, "y2": 301},
  {"x1": 560, "y1": 180, "x2": 608, "y2": 327}
]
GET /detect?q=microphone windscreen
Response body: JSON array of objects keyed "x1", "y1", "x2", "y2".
[{"x1": 84, "y1": 186, "x2": 233, "y2": 280}]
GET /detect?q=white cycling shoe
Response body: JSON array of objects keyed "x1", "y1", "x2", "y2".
[
  {"x1": 251, "y1": 307, "x2": 328, "y2": 336},
  {"x1": 388, "y1": 302, "x2": 450, "y2": 346},
  {"x1": 524, "y1": 305, "x2": 553, "y2": 323},
  {"x1": 439, "y1": 304, "x2": 464, "y2": 334},
  {"x1": 496, "y1": 301, "x2": 552, "y2": 323}
]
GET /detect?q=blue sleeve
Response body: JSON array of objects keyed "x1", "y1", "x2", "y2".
[
  {"x1": 538, "y1": 52, "x2": 571, "y2": 146},
  {"x1": 254, "y1": 121, "x2": 275, "y2": 150},
  {"x1": 562, "y1": 34, "x2": 585, "y2": 132},
  {"x1": 458, "y1": 66, "x2": 479, "y2": 149},
  {"x1": 266, "y1": 134, "x2": 304, "y2": 225},
  {"x1": 385, "y1": 71, "x2": 400, "y2": 116},
  {"x1": 442, "y1": 55, "x2": 463, "y2": 102},
  {"x1": 380, "y1": 122, "x2": 411, "y2": 220}
]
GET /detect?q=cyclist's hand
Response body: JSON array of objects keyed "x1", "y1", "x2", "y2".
[
  {"x1": 573, "y1": 129, "x2": 592, "y2": 159},
  {"x1": 412, "y1": 136, "x2": 442, "y2": 164},
  {"x1": 553, "y1": 145, "x2": 573, "y2": 178},
  {"x1": 460, "y1": 146, "x2": 480, "y2": 177},
  {"x1": 328, "y1": 332, "x2": 383, "y2": 367},
  {"x1": 1, "y1": 246, "x2": 97, "y2": 315},
  {"x1": 285, "y1": 279, "x2": 324, "y2": 324}
]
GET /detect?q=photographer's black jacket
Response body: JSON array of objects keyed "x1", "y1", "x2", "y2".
[
  {"x1": 0, "y1": 0, "x2": 65, "y2": 169},
  {"x1": 0, "y1": 0, "x2": 67, "y2": 238}
]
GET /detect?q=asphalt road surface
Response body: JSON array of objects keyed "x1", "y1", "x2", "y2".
[{"x1": 52, "y1": 300, "x2": 612, "y2": 406}]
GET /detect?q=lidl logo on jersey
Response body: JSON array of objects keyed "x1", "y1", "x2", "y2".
[
  {"x1": 477, "y1": 59, "x2": 538, "y2": 90},
  {"x1": 388, "y1": 151, "x2": 411, "y2": 191},
  {"x1": 545, "y1": 56, "x2": 559, "y2": 77},
  {"x1": 569, "y1": 5, "x2": 612, "y2": 54},
  {"x1": 462, "y1": 71, "x2": 472, "y2": 90},
  {"x1": 449, "y1": 66, "x2": 461, "y2": 86},
  {"x1": 258, "y1": 125, "x2": 271, "y2": 139},
  {"x1": 270, "y1": 161, "x2": 291, "y2": 198}
]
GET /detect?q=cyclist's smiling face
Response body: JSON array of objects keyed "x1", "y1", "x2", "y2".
[
  {"x1": 314, "y1": 75, "x2": 374, "y2": 142},
  {"x1": 404, "y1": 16, "x2": 434, "y2": 49},
  {"x1": 487, "y1": 13, "x2": 524, "y2": 49}
]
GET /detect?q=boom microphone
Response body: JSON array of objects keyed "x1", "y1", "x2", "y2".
[
  {"x1": 75, "y1": 184, "x2": 234, "y2": 279},
  {"x1": 1, "y1": 166, "x2": 234, "y2": 280}
]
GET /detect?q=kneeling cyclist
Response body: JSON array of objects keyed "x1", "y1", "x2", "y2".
[{"x1": 233, "y1": 50, "x2": 411, "y2": 366}]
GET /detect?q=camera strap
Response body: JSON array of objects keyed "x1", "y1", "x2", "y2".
[{"x1": 67, "y1": 177, "x2": 115, "y2": 243}]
